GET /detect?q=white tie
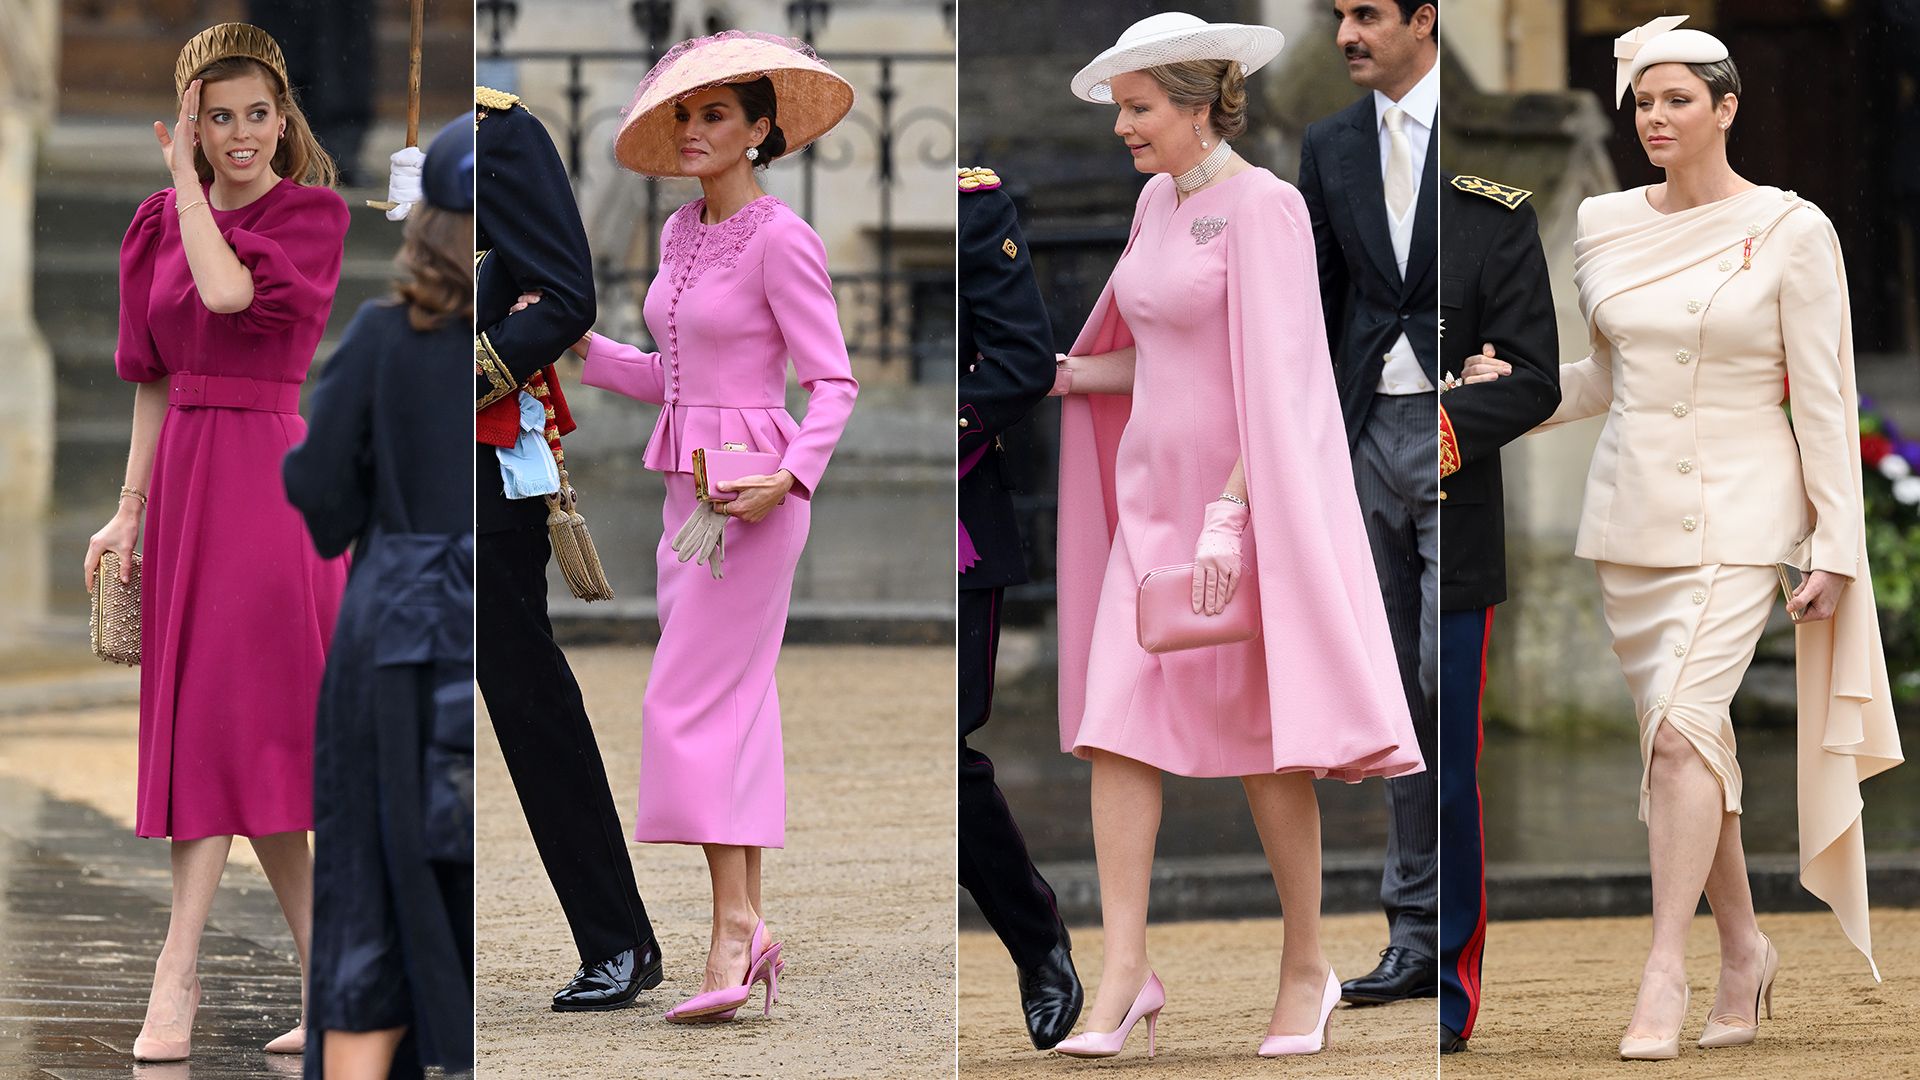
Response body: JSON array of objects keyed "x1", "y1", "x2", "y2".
[{"x1": 1384, "y1": 106, "x2": 1413, "y2": 219}]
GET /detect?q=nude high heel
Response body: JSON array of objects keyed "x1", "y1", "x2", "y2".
[
  {"x1": 1258, "y1": 968, "x2": 1340, "y2": 1057},
  {"x1": 1619, "y1": 985, "x2": 1688, "y2": 1060},
  {"x1": 1699, "y1": 933, "x2": 1778, "y2": 1049},
  {"x1": 1053, "y1": 971, "x2": 1166, "y2": 1059},
  {"x1": 132, "y1": 976, "x2": 201, "y2": 1063}
]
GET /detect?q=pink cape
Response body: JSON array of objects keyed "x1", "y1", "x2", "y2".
[{"x1": 1055, "y1": 171, "x2": 1424, "y2": 780}]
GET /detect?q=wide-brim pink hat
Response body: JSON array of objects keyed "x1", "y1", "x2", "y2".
[{"x1": 615, "y1": 30, "x2": 855, "y2": 177}]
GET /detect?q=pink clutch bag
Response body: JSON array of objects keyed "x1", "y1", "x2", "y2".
[
  {"x1": 1136, "y1": 563, "x2": 1260, "y2": 654},
  {"x1": 692, "y1": 446, "x2": 783, "y2": 504}
]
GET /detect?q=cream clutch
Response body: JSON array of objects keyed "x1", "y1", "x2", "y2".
[{"x1": 90, "y1": 550, "x2": 141, "y2": 666}]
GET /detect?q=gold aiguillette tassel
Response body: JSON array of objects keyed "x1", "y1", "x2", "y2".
[
  {"x1": 545, "y1": 485, "x2": 597, "y2": 600},
  {"x1": 561, "y1": 469, "x2": 615, "y2": 602}
]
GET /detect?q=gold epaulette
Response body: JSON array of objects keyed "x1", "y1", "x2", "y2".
[
  {"x1": 958, "y1": 166, "x2": 1003, "y2": 193},
  {"x1": 1451, "y1": 174, "x2": 1532, "y2": 210},
  {"x1": 476, "y1": 86, "x2": 521, "y2": 112}
]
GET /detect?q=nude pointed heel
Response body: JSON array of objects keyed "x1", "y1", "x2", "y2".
[
  {"x1": 132, "y1": 976, "x2": 201, "y2": 1063},
  {"x1": 1699, "y1": 933, "x2": 1778, "y2": 1049},
  {"x1": 1258, "y1": 968, "x2": 1340, "y2": 1057},
  {"x1": 1053, "y1": 971, "x2": 1166, "y2": 1059},
  {"x1": 1620, "y1": 986, "x2": 1687, "y2": 1060}
]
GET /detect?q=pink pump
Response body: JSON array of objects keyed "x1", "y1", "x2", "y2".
[
  {"x1": 132, "y1": 976, "x2": 201, "y2": 1062},
  {"x1": 1257, "y1": 968, "x2": 1340, "y2": 1057},
  {"x1": 663, "y1": 922, "x2": 782, "y2": 1024},
  {"x1": 1053, "y1": 971, "x2": 1166, "y2": 1060}
]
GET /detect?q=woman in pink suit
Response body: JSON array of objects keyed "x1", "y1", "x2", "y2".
[
  {"x1": 81, "y1": 23, "x2": 347, "y2": 1063},
  {"x1": 570, "y1": 32, "x2": 857, "y2": 1024},
  {"x1": 1046, "y1": 15, "x2": 1424, "y2": 1060}
]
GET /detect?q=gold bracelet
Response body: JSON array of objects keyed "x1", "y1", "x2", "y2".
[
  {"x1": 175, "y1": 199, "x2": 207, "y2": 217},
  {"x1": 119, "y1": 485, "x2": 148, "y2": 507}
]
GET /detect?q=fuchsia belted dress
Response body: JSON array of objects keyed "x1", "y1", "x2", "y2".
[
  {"x1": 115, "y1": 179, "x2": 350, "y2": 840},
  {"x1": 582, "y1": 195, "x2": 858, "y2": 848}
]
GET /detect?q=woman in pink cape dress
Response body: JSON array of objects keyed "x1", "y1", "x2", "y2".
[
  {"x1": 81, "y1": 24, "x2": 346, "y2": 1063},
  {"x1": 1048, "y1": 13, "x2": 1422, "y2": 1061}
]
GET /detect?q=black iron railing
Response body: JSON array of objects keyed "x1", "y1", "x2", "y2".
[{"x1": 478, "y1": 0, "x2": 955, "y2": 375}]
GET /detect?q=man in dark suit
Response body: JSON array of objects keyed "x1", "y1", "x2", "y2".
[
  {"x1": 1435, "y1": 173, "x2": 1562, "y2": 1052},
  {"x1": 956, "y1": 165, "x2": 1082, "y2": 1050},
  {"x1": 1298, "y1": 0, "x2": 1442, "y2": 1006},
  {"x1": 474, "y1": 87, "x2": 661, "y2": 1012}
]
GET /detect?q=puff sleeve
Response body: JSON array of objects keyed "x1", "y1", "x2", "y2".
[
  {"x1": 763, "y1": 214, "x2": 858, "y2": 498},
  {"x1": 1780, "y1": 211, "x2": 1863, "y2": 577},
  {"x1": 218, "y1": 185, "x2": 350, "y2": 335},
  {"x1": 114, "y1": 191, "x2": 172, "y2": 383}
]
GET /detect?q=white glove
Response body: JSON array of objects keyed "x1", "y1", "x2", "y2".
[
  {"x1": 671, "y1": 501, "x2": 728, "y2": 580},
  {"x1": 385, "y1": 145, "x2": 426, "y2": 222}
]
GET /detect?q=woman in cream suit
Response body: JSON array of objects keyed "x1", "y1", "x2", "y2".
[{"x1": 1470, "y1": 16, "x2": 1901, "y2": 1061}]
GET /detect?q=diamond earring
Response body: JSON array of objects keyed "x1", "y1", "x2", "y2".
[{"x1": 746, "y1": 146, "x2": 759, "y2": 162}]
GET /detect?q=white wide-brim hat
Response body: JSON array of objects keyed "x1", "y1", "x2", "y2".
[
  {"x1": 1614, "y1": 15, "x2": 1729, "y2": 104},
  {"x1": 615, "y1": 30, "x2": 855, "y2": 177},
  {"x1": 1071, "y1": 12, "x2": 1285, "y2": 104}
]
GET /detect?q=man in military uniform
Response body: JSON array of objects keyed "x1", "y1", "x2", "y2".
[
  {"x1": 956, "y1": 165, "x2": 1082, "y2": 1050},
  {"x1": 475, "y1": 86, "x2": 661, "y2": 1011},
  {"x1": 1435, "y1": 172, "x2": 1562, "y2": 1052}
]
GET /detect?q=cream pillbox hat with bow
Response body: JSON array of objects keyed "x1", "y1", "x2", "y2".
[{"x1": 1614, "y1": 15, "x2": 1730, "y2": 105}]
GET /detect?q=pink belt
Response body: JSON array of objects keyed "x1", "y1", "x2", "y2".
[{"x1": 169, "y1": 373, "x2": 302, "y2": 413}]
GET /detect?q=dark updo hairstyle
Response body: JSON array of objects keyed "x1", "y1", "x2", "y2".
[
  {"x1": 1146, "y1": 58, "x2": 1248, "y2": 141},
  {"x1": 729, "y1": 77, "x2": 788, "y2": 166},
  {"x1": 1685, "y1": 57, "x2": 1742, "y2": 105}
]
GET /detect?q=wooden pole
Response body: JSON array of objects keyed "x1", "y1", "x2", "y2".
[{"x1": 368, "y1": 0, "x2": 428, "y2": 210}]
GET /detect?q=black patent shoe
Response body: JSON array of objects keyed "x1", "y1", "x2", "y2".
[
  {"x1": 1017, "y1": 943, "x2": 1083, "y2": 1050},
  {"x1": 1339, "y1": 946, "x2": 1436, "y2": 1005},
  {"x1": 1441, "y1": 1023, "x2": 1468, "y2": 1053},
  {"x1": 552, "y1": 938, "x2": 664, "y2": 1012}
]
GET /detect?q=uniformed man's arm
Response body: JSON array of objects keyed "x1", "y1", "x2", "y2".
[
  {"x1": 1297, "y1": 127, "x2": 1347, "y2": 356},
  {"x1": 958, "y1": 186, "x2": 1053, "y2": 457},
  {"x1": 475, "y1": 104, "x2": 596, "y2": 410},
  {"x1": 1442, "y1": 200, "x2": 1561, "y2": 470}
]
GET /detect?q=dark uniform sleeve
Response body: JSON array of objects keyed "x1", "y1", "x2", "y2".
[
  {"x1": 1297, "y1": 124, "x2": 1347, "y2": 358},
  {"x1": 284, "y1": 302, "x2": 379, "y2": 558},
  {"x1": 475, "y1": 103, "x2": 596, "y2": 410},
  {"x1": 1442, "y1": 200, "x2": 1560, "y2": 470},
  {"x1": 958, "y1": 187, "x2": 1053, "y2": 457}
]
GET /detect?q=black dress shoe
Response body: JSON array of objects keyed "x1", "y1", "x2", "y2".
[
  {"x1": 1441, "y1": 1023, "x2": 1468, "y2": 1053},
  {"x1": 551, "y1": 938, "x2": 664, "y2": 1012},
  {"x1": 1339, "y1": 946, "x2": 1436, "y2": 1005},
  {"x1": 1016, "y1": 943, "x2": 1083, "y2": 1050}
]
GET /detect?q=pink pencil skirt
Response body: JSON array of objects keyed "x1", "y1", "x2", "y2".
[{"x1": 634, "y1": 472, "x2": 809, "y2": 848}]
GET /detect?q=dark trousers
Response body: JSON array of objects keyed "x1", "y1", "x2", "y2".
[
  {"x1": 477, "y1": 524, "x2": 652, "y2": 966},
  {"x1": 1355, "y1": 392, "x2": 1441, "y2": 959},
  {"x1": 959, "y1": 587, "x2": 1067, "y2": 968},
  {"x1": 1439, "y1": 607, "x2": 1492, "y2": 1038}
]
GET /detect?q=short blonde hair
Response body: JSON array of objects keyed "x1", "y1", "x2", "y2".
[{"x1": 1146, "y1": 58, "x2": 1247, "y2": 141}]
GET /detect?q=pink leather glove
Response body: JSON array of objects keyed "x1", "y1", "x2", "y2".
[{"x1": 1192, "y1": 499, "x2": 1249, "y2": 615}]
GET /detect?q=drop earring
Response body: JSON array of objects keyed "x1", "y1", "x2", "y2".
[{"x1": 1193, "y1": 122, "x2": 1209, "y2": 150}]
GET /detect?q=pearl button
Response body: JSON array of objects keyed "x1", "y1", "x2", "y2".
[
  {"x1": 959, "y1": 417, "x2": 970, "y2": 428},
  {"x1": 1674, "y1": 642, "x2": 1689, "y2": 657},
  {"x1": 1687, "y1": 300, "x2": 1702, "y2": 314},
  {"x1": 1672, "y1": 402, "x2": 1690, "y2": 417},
  {"x1": 1677, "y1": 459, "x2": 1693, "y2": 474},
  {"x1": 1691, "y1": 589, "x2": 1707, "y2": 604},
  {"x1": 1382, "y1": 353, "x2": 1394, "y2": 362},
  {"x1": 1682, "y1": 516, "x2": 1698, "y2": 531},
  {"x1": 1655, "y1": 693, "x2": 1670, "y2": 709},
  {"x1": 1746, "y1": 224, "x2": 1761, "y2": 237},
  {"x1": 1783, "y1": 190, "x2": 1797, "y2": 201},
  {"x1": 1675, "y1": 348, "x2": 1691, "y2": 364},
  {"x1": 1719, "y1": 259, "x2": 1734, "y2": 272}
]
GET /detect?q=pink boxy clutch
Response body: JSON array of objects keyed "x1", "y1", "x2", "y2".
[
  {"x1": 1136, "y1": 563, "x2": 1260, "y2": 654},
  {"x1": 692, "y1": 446, "x2": 783, "y2": 504}
]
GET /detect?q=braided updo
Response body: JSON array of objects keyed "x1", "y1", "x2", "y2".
[{"x1": 1147, "y1": 58, "x2": 1247, "y2": 141}]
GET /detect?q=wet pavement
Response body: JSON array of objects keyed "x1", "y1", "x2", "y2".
[{"x1": 0, "y1": 777, "x2": 306, "y2": 1079}]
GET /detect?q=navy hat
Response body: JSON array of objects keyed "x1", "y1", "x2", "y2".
[{"x1": 423, "y1": 113, "x2": 475, "y2": 211}]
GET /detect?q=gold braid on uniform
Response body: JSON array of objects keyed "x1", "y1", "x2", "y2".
[
  {"x1": 1451, "y1": 174, "x2": 1533, "y2": 211},
  {"x1": 476, "y1": 332, "x2": 516, "y2": 409},
  {"x1": 1439, "y1": 404, "x2": 1461, "y2": 480},
  {"x1": 476, "y1": 86, "x2": 521, "y2": 112}
]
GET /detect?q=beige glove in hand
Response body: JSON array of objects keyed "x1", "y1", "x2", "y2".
[{"x1": 672, "y1": 501, "x2": 729, "y2": 580}]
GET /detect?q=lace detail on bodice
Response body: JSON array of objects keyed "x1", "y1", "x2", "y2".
[{"x1": 660, "y1": 195, "x2": 785, "y2": 289}]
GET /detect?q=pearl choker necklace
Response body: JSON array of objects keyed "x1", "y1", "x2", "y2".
[{"x1": 1174, "y1": 140, "x2": 1231, "y2": 193}]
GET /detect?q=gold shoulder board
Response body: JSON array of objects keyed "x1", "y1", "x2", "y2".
[
  {"x1": 1451, "y1": 174, "x2": 1532, "y2": 210},
  {"x1": 958, "y1": 165, "x2": 1003, "y2": 193},
  {"x1": 476, "y1": 86, "x2": 521, "y2": 112}
]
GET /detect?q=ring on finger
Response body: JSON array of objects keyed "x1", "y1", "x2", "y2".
[{"x1": 187, "y1": 114, "x2": 198, "y2": 122}]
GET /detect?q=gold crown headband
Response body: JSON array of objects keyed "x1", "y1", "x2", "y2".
[{"x1": 174, "y1": 22, "x2": 289, "y2": 98}]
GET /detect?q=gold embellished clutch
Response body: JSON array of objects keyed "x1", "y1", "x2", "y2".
[
  {"x1": 90, "y1": 550, "x2": 141, "y2": 666},
  {"x1": 1777, "y1": 532, "x2": 1812, "y2": 622}
]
